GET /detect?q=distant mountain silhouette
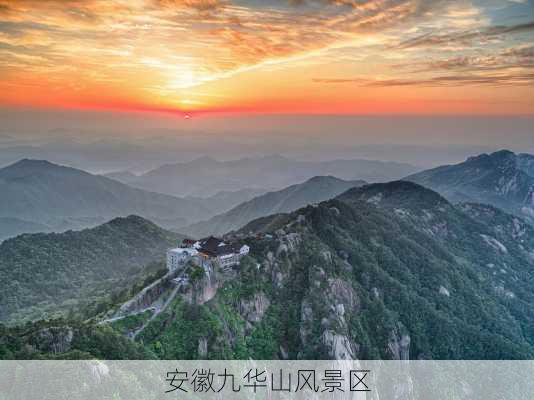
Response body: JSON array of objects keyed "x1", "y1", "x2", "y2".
[
  {"x1": 406, "y1": 150, "x2": 534, "y2": 224},
  {"x1": 0, "y1": 159, "x2": 212, "y2": 239},
  {"x1": 125, "y1": 155, "x2": 418, "y2": 197},
  {"x1": 182, "y1": 175, "x2": 366, "y2": 237}
]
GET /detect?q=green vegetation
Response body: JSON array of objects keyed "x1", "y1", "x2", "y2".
[
  {"x1": 0, "y1": 215, "x2": 182, "y2": 323},
  {"x1": 138, "y1": 182, "x2": 534, "y2": 360},
  {"x1": 184, "y1": 176, "x2": 365, "y2": 237},
  {"x1": 406, "y1": 150, "x2": 534, "y2": 224},
  {"x1": 110, "y1": 310, "x2": 153, "y2": 335},
  {"x1": 137, "y1": 297, "x2": 230, "y2": 359},
  {"x1": 0, "y1": 319, "x2": 153, "y2": 359},
  {"x1": 3, "y1": 181, "x2": 534, "y2": 360}
]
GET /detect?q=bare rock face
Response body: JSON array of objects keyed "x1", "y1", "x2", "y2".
[
  {"x1": 239, "y1": 292, "x2": 270, "y2": 323},
  {"x1": 299, "y1": 261, "x2": 362, "y2": 360},
  {"x1": 388, "y1": 324, "x2": 411, "y2": 360},
  {"x1": 184, "y1": 261, "x2": 220, "y2": 305},
  {"x1": 439, "y1": 285, "x2": 451, "y2": 297},
  {"x1": 118, "y1": 270, "x2": 177, "y2": 315},
  {"x1": 276, "y1": 242, "x2": 289, "y2": 257},
  {"x1": 279, "y1": 345, "x2": 289, "y2": 360},
  {"x1": 270, "y1": 257, "x2": 290, "y2": 289},
  {"x1": 299, "y1": 299, "x2": 314, "y2": 347},
  {"x1": 321, "y1": 330, "x2": 356, "y2": 360},
  {"x1": 328, "y1": 278, "x2": 360, "y2": 312},
  {"x1": 276, "y1": 232, "x2": 301, "y2": 254},
  {"x1": 193, "y1": 269, "x2": 219, "y2": 305},
  {"x1": 33, "y1": 327, "x2": 74, "y2": 354},
  {"x1": 197, "y1": 275, "x2": 218, "y2": 304},
  {"x1": 318, "y1": 279, "x2": 361, "y2": 360},
  {"x1": 198, "y1": 337, "x2": 208, "y2": 358},
  {"x1": 321, "y1": 250, "x2": 333, "y2": 264}
]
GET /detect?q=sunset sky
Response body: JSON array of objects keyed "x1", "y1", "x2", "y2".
[{"x1": 0, "y1": 0, "x2": 533, "y2": 116}]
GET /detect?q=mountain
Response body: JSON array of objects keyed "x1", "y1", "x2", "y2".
[
  {"x1": 93, "y1": 181, "x2": 534, "y2": 360},
  {"x1": 0, "y1": 159, "x2": 213, "y2": 238},
  {"x1": 517, "y1": 153, "x2": 534, "y2": 177},
  {"x1": 4, "y1": 182, "x2": 534, "y2": 360},
  {"x1": 125, "y1": 155, "x2": 418, "y2": 197},
  {"x1": 0, "y1": 319, "x2": 153, "y2": 359},
  {"x1": 102, "y1": 170, "x2": 139, "y2": 184},
  {"x1": 405, "y1": 150, "x2": 534, "y2": 224},
  {"x1": 181, "y1": 176, "x2": 366, "y2": 238},
  {"x1": 104, "y1": 171, "x2": 268, "y2": 215},
  {"x1": 0, "y1": 217, "x2": 50, "y2": 242},
  {"x1": 0, "y1": 215, "x2": 184, "y2": 323},
  {"x1": 184, "y1": 187, "x2": 269, "y2": 216}
]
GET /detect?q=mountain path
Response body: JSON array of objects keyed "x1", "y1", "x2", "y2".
[{"x1": 131, "y1": 283, "x2": 181, "y2": 340}]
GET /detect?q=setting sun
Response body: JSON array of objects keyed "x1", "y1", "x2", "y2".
[{"x1": 0, "y1": 0, "x2": 532, "y2": 116}]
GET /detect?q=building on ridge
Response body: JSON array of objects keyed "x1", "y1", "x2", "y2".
[
  {"x1": 166, "y1": 236, "x2": 249, "y2": 272},
  {"x1": 194, "y1": 236, "x2": 249, "y2": 269},
  {"x1": 167, "y1": 247, "x2": 198, "y2": 272}
]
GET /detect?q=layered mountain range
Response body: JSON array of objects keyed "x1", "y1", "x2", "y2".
[
  {"x1": 0, "y1": 159, "x2": 210, "y2": 240},
  {"x1": 407, "y1": 150, "x2": 534, "y2": 224},
  {"x1": 0, "y1": 157, "x2": 413, "y2": 241},
  {"x1": 133, "y1": 181, "x2": 534, "y2": 360},
  {"x1": 182, "y1": 176, "x2": 366, "y2": 237},
  {"x1": 109, "y1": 155, "x2": 417, "y2": 197},
  {"x1": 2, "y1": 150, "x2": 534, "y2": 360},
  {"x1": 2, "y1": 180, "x2": 534, "y2": 360}
]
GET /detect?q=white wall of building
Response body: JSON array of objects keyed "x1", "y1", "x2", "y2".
[{"x1": 167, "y1": 248, "x2": 198, "y2": 272}]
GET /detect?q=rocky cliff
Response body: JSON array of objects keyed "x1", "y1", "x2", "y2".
[{"x1": 133, "y1": 181, "x2": 534, "y2": 360}]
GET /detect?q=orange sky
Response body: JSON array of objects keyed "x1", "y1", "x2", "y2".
[{"x1": 0, "y1": 0, "x2": 533, "y2": 116}]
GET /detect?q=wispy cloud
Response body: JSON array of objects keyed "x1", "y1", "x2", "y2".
[
  {"x1": 397, "y1": 20, "x2": 534, "y2": 49},
  {"x1": 0, "y1": 0, "x2": 533, "y2": 113},
  {"x1": 0, "y1": 0, "x2": 456, "y2": 80},
  {"x1": 314, "y1": 73, "x2": 534, "y2": 87}
]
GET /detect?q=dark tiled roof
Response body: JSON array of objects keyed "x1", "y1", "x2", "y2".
[{"x1": 197, "y1": 236, "x2": 239, "y2": 257}]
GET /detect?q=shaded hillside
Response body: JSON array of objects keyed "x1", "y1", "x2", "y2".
[
  {"x1": 104, "y1": 172, "x2": 268, "y2": 215},
  {"x1": 0, "y1": 216, "x2": 184, "y2": 323},
  {"x1": 517, "y1": 153, "x2": 534, "y2": 177},
  {"x1": 0, "y1": 159, "x2": 211, "y2": 239},
  {"x1": 182, "y1": 176, "x2": 365, "y2": 237},
  {"x1": 133, "y1": 182, "x2": 534, "y2": 360},
  {"x1": 102, "y1": 170, "x2": 139, "y2": 184},
  {"x1": 184, "y1": 187, "x2": 269, "y2": 216},
  {"x1": 405, "y1": 150, "x2": 534, "y2": 224}
]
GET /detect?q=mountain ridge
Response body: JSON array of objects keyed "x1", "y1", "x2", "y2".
[
  {"x1": 405, "y1": 150, "x2": 534, "y2": 224},
  {"x1": 181, "y1": 175, "x2": 366, "y2": 237},
  {"x1": 3, "y1": 181, "x2": 534, "y2": 360},
  {"x1": 127, "y1": 181, "x2": 534, "y2": 360},
  {"x1": 125, "y1": 155, "x2": 418, "y2": 197},
  {"x1": 0, "y1": 159, "x2": 214, "y2": 240},
  {"x1": 0, "y1": 214, "x2": 184, "y2": 323}
]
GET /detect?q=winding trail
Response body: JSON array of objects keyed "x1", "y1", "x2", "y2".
[
  {"x1": 131, "y1": 283, "x2": 181, "y2": 340},
  {"x1": 98, "y1": 307, "x2": 156, "y2": 325}
]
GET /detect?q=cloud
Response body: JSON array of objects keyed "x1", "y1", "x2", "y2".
[
  {"x1": 154, "y1": 0, "x2": 226, "y2": 12},
  {"x1": 0, "y1": 0, "x2": 533, "y2": 112},
  {"x1": 397, "y1": 20, "x2": 534, "y2": 49},
  {"x1": 0, "y1": 2, "x2": 485, "y2": 93},
  {"x1": 501, "y1": 45, "x2": 534, "y2": 59},
  {"x1": 386, "y1": 42, "x2": 534, "y2": 83},
  {"x1": 314, "y1": 73, "x2": 534, "y2": 87}
]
